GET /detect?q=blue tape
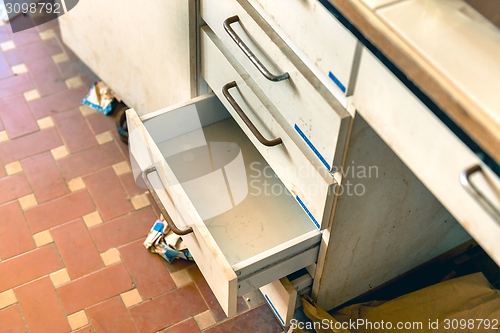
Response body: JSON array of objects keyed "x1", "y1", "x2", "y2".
[
  {"x1": 294, "y1": 124, "x2": 331, "y2": 170},
  {"x1": 153, "y1": 221, "x2": 164, "y2": 232},
  {"x1": 264, "y1": 294, "x2": 285, "y2": 325},
  {"x1": 328, "y1": 71, "x2": 346, "y2": 93},
  {"x1": 296, "y1": 195, "x2": 320, "y2": 229}
]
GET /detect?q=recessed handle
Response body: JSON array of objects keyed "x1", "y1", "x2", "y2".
[
  {"x1": 460, "y1": 164, "x2": 500, "y2": 222},
  {"x1": 222, "y1": 81, "x2": 282, "y2": 147},
  {"x1": 223, "y1": 15, "x2": 289, "y2": 82},
  {"x1": 142, "y1": 166, "x2": 193, "y2": 235}
]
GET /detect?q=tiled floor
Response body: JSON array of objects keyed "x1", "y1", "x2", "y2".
[{"x1": 0, "y1": 16, "x2": 283, "y2": 333}]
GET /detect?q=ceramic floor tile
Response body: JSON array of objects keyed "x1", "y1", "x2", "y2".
[
  {"x1": 0, "y1": 130, "x2": 9, "y2": 143},
  {"x1": 15, "y1": 277, "x2": 71, "y2": 333},
  {"x1": 0, "y1": 127, "x2": 62, "y2": 164},
  {"x1": 0, "y1": 245, "x2": 63, "y2": 292},
  {"x1": 120, "y1": 289, "x2": 142, "y2": 308},
  {"x1": 33, "y1": 230, "x2": 54, "y2": 247},
  {"x1": 57, "y1": 142, "x2": 125, "y2": 180},
  {"x1": 129, "y1": 284, "x2": 208, "y2": 333},
  {"x1": 0, "y1": 289, "x2": 17, "y2": 309},
  {"x1": 0, "y1": 172, "x2": 32, "y2": 205},
  {"x1": 0, "y1": 40, "x2": 15, "y2": 51},
  {"x1": 85, "y1": 112, "x2": 115, "y2": 135},
  {"x1": 37, "y1": 116, "x2": 55, "y2": 130},
  {"x1": 0, "y1": 159, "x2": 5, "y2": 179},
  {"x1": 194, "y1": 310, "x2": 216, "y2": 330},
  {"x1": 120, "y1": 172, "x2": 147, "y2": 198},
  {"x1": 84, "y1": 167, "x2": 134, "y2": 221},
  {"x1": 22, "y1": 152, "x2": 69, "y2": 203},
  {"x1": 171, "y1": 270, "x2": 193, "y2": 288},
  {"x1": 3, "y1": 37, "x2": 62, "y2": 65},
  {"x1": 113, "y1": 130, "x2": 131, "y2": 162},
  {"x1": 56, "y1": 263, "x2": 134, "y2": 314},
  {"x1": 86, "y1": 297, "x2": 138, "y2": 333},
  {"x1": 161, "y1": 319, "x2": 201, "y2": 333},
  {"x1": 188, "y1": 266, "x2": 248, "y2": 322},
  {"x1": 49, "y1": 268, "x2": 72, "y2": 289},
  {"x1": 7, "y1": 27, "x2": 40, "y2": 47},
  {"x1": 0, "y1": 201, "x2": 36, "y2": 260},
  {"x1": 57, "y1": 57, "x2": 96, "y2": 82},
  {"x1": 5, "y1": 161, "x2": 23, "y2": 175},
  {"x1": 53, "y1": 108, "x2": 98, "y2": 153},
  {"x1": 25, "y1": 190, "x2": 96, "y2": 234},
  {"x1": 203, "y1": 305, "x2": 283, "y2": 333},
  {"x1": 51, "y1": 219, "x2": 104, "y2": 279},
  {"x1": 0, "y1": 73, "x2": 35, "y2": 100},
  {"x1": 0, "y1": 95, "x2": 38, "y2": 139},
  {"x1": 100, "y1": 248, "x2": 121, "y2": 266},
  {"x1": 89, "y1": 207, "x2": 156, "y2": 252},
  {"x1": 0, "y1": 305, "x2": 27, "y2": 333},
  {"x1": 112, "y1": 161, "x2": 132, "y2": 176},
  {"x1": 39, "y1": 29, "x2": 57, "y2": 41},
  {"x1": 26, "y1": 56, "x2": 67, "y2": 96},
  {"x1": 82, "y1": 211, "x2": 103, "y2": 228},
  {"x1": 23, "y1": 88, "x2": 41, "y2": 102},
  {"x1": 67, "y1": 311, "x2": 89, "y2": 331},
  {"x1": 71, "y1": 326, "x2": 94, "y2": 333},
  {"x1": 52, "y1": 52, "x2": 70, "y2": 64},
  {"x1": 18, "y1": 193, "x2": 38, "y2": 210},
  {"x1": 119, "y1": 239, "x2": 176, "y2": 300},
  {"x1": 29, "y1": 86, "x2": 87, "y2": 119},
  {"x1": 67, "y1": 177, "x2": 86, "y2": 192},
  {"x1": 0, "y1": 52, "x2": 12, "y2": 80},
  {"x1": 51, "y1": 145, "x2": 69, "y2": 160},
  {"x1": 163, "y1": 256, "x2": 196, "y2": 274},
  {"x1": 0, "y1": 25, "x2": 9, "y2": 43},
  {"x1": 11, "y1": 63, "x2": 28, "y2": 75},
  {"x1": 65, "y1": 76, "x2": 83, "y2": 89}
]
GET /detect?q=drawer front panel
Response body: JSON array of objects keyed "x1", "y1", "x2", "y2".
[
  {"x1": 354, "y1": 48, "x2": 500, "y2": 265},
  {"x1": 201, "y1": 26, "x2": 333, "y2": 229},
  {"x1": 249, "y1": 0, "x2": 360, "y2": 98},
  {"x1": 259, "y1": 269, "x2": 312, "y2": 327},
  {"x1": 127, "y1": 96, "x2": 321, "y2": 318},
  {"x1": 200, "y1": 0, "x2": 351, "y2": 173}
]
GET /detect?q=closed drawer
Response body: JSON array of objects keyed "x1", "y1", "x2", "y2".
[
  {"x1": 200, "y1": 0, "x2": 351, "y2": 173},
  {"x1": 249, "y1": 0, "x2": 360, "y2": 100},
  {"x1": 126, "y1": 94, "x2": 321, "y2": 318},
  {"x1": 353, "y1": 47, "x2": 500, "y2": 265},
  {"x1": 201, "y1": 26, "x2": 333, "y2": 229}
]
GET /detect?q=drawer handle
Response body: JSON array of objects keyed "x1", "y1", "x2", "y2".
[
  {"x1": 142, "y1": 166, "x2": 193, "y2": 235},
  {"x1": 223, "y1": 81, "x2": 282, "y2": 147},
  {"x1": 223, "y1": 15, "x2": 289, "y2": 82},
  {"x1": 460, "y1": 164, "x2": 500, "y2": 222}
]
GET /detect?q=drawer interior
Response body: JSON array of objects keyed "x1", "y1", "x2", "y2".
[{"x1": 142, "y1": 95, "x2": 319, "y2": 267}]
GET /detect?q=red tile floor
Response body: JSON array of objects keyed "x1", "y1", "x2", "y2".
[{"x1": 0, "y1": 16, "x2": 284, "y2": 333}]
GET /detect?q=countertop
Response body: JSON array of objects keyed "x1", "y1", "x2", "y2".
[{"x1": 323, "y1": 0, "x2": 500, "y2": 172}]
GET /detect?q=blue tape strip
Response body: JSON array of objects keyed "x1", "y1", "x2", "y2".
[
  {"x1": 294, "y1": 124, "x2": 331, "y2": 170},
  {"x1": 328, "y1": 71, "x2": 346, "y2": 93},
  {"x1": 264, "y1": 294, "x2": 285, "y2": 325},
  {"x1": 296, "y1": 195, "x2": 320, "y2": 229},
  {"x1": 153, "y1": 221, "x2": 164, "y2": 232}
]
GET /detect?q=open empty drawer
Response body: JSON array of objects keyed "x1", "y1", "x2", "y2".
[{"x1": 126, "y1": 94, "x2": 322, "y2": 317}]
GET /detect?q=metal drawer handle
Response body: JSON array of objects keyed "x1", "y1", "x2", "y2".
[
  {"x1": 460, "y1": 164, "x2": 500, "y2": 222},
  {"x1": 223, "y1": 15, "x2": 289, "y2": 82},
  {"x1": 142, "y1": 166, "x2": 193, "y2": 235},
  {"x1": 222, "y1": 81, "x2": 282, "y2": 147}
]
